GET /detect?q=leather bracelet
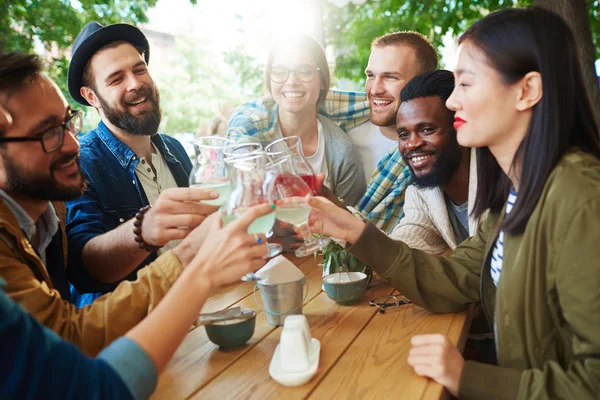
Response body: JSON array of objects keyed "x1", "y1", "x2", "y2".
[{"x1": 133, "y1": 205, "x2": 162, "y2": 252}]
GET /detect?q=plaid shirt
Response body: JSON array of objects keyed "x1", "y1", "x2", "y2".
[{"x1": 227, "y1": 90, "x2": 412, "y2": 233}]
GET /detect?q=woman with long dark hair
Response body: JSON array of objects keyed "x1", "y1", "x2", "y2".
[{"x1": 307, "y1": 7, "x2": 600, "y2": 398}]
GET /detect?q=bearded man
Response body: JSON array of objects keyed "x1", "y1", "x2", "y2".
[
  {"x1": 389, "y1": 70, "x2": 481, "y2": 255},
  {"x1": 66, "y1": 23, "x2": 217, "y2": 305}
]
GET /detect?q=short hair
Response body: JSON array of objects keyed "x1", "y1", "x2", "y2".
[
  {"x1": 0, "y1": 52, "x2": 44, "y2": 95},
  {"x1": 81, "y1": 40, "x2": 145, "y2": 89},
  {"x1": 400, "y1": 70, "x2": 455, "y2": 105},
  {"x1": 264, "y1": 35, "x2": 330, "y2": 106},
  {"x1": 372, "y1": 31, "x2": 438, "y2": 74}
]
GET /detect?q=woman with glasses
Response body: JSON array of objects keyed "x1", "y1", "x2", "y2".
[
  {"x1": 307, "y1": 7, "x2": 600, "y2": 399},
  {"x1": 228, "y1": 35, "x2": 366, "y2": 206}
]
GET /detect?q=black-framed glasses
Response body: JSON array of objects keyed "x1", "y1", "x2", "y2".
[
  {"x1": 369, "y1": 294, "x2": 411, "y2": 314},
  {"x1": 0, "y1": 109, "x2": 82, "y2": 153},
  {"x1": 269, "y1": 64, "x2": 320, "y2": 83}
]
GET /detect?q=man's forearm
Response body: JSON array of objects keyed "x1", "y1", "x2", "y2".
[{"x1": 82, "y1": 219, "x2": 152, "y2": 284}]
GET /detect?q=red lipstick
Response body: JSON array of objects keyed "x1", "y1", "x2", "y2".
[{"x1": 453, "y1": 116, "x2": 466, "y2": 129}]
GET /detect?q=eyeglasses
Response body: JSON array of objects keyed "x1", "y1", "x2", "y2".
[
  {"x1": 369, "y1": 294, "x2": 411, "y2": 314},
  {"x1": 269, "y1": 64, "x2": 320, "y2": 83},
  {"x1": 0, "y1": 110, "x2": 82, "y2": 153}
]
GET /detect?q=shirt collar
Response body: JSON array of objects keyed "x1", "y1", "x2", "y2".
[
  {"x1": 0, "y1": 189, "x2": 59, "y2": 245},
  {"x1": 95, "y1": 120, "x2": 177, "y2": 167}
]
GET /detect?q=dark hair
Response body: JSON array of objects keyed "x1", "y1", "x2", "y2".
[
  {"x1": 372, "y1": 31, "x2": 438, "y2": 74},
  {"x1": 81, "y1": 40, "x2": 145, "y2": 89},
  {"x1": 401, "y1": 69, "x2": 455, "y2": 105},
  {"x1": 264, "y1": 35, "x2": 330, "y2": 106},
  {"x1": 0, "y1": 52, "x2": 44, "y2": 95},
  {"x1": 462, "y1": 7, "x2": 600, "y2": 234}
]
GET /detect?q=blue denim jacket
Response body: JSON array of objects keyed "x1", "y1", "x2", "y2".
[{"x1": 66, "y1": 121, "x2": 192, "y2": 297}]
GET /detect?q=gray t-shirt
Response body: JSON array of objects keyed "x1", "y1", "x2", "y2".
[{"x1": 445, "y1": 194, "x2": 469, "y2": 244}]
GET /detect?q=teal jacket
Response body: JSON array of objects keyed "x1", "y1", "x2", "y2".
[{"x1": 349, "y1": 149, "x2": 600, "y2": 399}]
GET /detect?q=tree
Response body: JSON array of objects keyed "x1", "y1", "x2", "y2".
[
  {"x1": 0, "y1": 0, "x2": 193, "y2": 108},
  {"x1": 155, "y1": 35, "x2": 250, "y2": 135},
  {"x1": 324, "y1": 0, "x2": 599, "y2": 116}
]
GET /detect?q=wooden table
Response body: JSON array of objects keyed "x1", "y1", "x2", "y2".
[{"x1": 151, "y1": 255, "x2": 472, "y2": 400}]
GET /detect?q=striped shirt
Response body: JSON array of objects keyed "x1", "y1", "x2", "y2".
[
  {"x1": 490, "y1": 189, "x2": 518, "y2": 286},
  {"x1": 227, "y1": 90, "x2": 412, "y2": 233}
]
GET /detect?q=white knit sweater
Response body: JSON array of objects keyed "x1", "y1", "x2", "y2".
[{"x1": 389, "y1": 150, "x2": 480, "y2": 255}]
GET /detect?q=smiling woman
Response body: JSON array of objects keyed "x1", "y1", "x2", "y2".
[{"x1": 227, "y1": 35, "x2": 366, "y2": 207}]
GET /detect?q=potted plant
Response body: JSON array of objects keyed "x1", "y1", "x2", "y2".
[{"x1": 320, "y1": 240, "x2": 373, "y2": 284}]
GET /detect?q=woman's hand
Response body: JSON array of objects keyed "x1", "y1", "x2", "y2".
[
  {"x1": 183, "y1": 204, "x2": 273, "y2": 291},
  {"x1": 307, "y1": 196, "x2": 366, "y2": 244},
  {"x1": 407, "y1": 334, "x2": 465, "y2": 397}
]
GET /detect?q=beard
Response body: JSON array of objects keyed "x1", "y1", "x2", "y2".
[
  {"x1": 98, "y1": 86, "x2": 162, "y2": 136},
  {"x1": 368, "y1": 96, "x2": 398, "y2": 127},
  {"x1": 2, "y1": 151, "x2": 87, "y2": 201},
  {"x1": 403, "y1": 132, "x2": 463, "y2": 189}
]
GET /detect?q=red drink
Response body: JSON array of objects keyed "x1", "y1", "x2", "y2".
[{"x1": 300, "y1": 174, "x2": 319, "y2": 195}]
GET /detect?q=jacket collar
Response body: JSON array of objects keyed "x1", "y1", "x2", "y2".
[{"x1": 94, "y1": 120, "x2": 178, "y2": 168}]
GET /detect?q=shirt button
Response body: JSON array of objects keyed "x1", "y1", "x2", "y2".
[
  {"x1": 147, "y1": 168, "x2": 151, "y2": 172},
  {"x1": 132, "y1": 156, "x2": 137, "y2": 160},
  {"x1": 153, "y1": 177, "x2": 157, "y2": 182},
  {"x1": 132, "y1": 180, "x2": 136, "y2": 185},
  {"x1": 119, "y1": 218, "x2": 124, "y2": 223},
  {"x1": 141, "y1": 160, "x2": 146, "y2": 164}
]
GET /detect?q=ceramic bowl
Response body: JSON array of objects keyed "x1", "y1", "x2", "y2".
[
  {"x1": 205, "y1": 309, "x2": 256, "y2": 349},
  {"x1": 322, "y1": 272, "x2": 368, "y2": 305}
]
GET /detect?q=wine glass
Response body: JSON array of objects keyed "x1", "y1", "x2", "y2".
[
  {"x1": 264, "y1": 155, "x2": 330, "y2": 258},
  {"x1": 190, "y1": 137, "x2": 233, "y2": 206},
  {"x1": 265, "y1": 136, "x2": 319, "y2": 195}
]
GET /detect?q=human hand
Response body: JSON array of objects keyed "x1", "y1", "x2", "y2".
[
  {"x1": 178, "y1": 203, "x2": 273, "y2": 290},
  {"x1": 407, "y1": 334, "x2": 464, "y2": 397},
  {"x1": 307, "y1": 196, "x2": 365, "y2": 244},
  {"x1": 141, "y1": 187, "x2": 220, "y2": 246}
]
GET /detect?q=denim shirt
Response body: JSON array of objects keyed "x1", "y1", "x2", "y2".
[{"x1": 66, "y1": 121, "x2": 192, "y2": 295}]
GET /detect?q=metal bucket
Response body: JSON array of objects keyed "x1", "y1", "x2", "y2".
[{"x1": 253, "y1": 277, "x2": 309, "y2": 326}]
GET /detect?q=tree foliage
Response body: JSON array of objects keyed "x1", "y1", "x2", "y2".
[{"x1": 324, "y1": 0, "x2": 599, "y2": 85}]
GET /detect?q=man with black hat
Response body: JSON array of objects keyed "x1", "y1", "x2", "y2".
[{"x1": 66, "y1": 22, "x2": 217, "y2": 305}]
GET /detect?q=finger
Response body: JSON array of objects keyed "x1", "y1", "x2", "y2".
[
  {"x1": 155, "y1": 198, "x2": 219, "y2": 216},
  {"x1": 161, "y1": 187, "x2": 220, "y2": 202},
  {"x1": 307, "y1": 196, "x2": 336, "y2": 210},
  {"x1": 289, "y1": 242, "x2": 302, "y2": 250},
  {"x1": 411, "y1": 334, "x2": 447, "y2": 346},
  {"x1": 409, "y1": 344, "x2": 445, "y2": 356},
  {"x1": 412, "y1": 364, "x2": 435, "y2": 378},
  {"x1": 228, "y1": 203, "x2": 275, "y2": 233},
  {"x1": 407, "y1": 354, "x2": 436, "y2": 367},
  {"x1": 153, "y1": 214, "x2": 207, "y2": 230}
]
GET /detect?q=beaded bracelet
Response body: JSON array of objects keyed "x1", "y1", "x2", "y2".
[{"x1": 133, "y1": 205, "x2": 162, "y2": 252}]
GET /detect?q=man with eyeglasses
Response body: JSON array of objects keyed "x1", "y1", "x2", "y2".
[
  {"x1": 0, "y1": 51, "x2": 223, "y2": 356},
  {"x1": 65, "y1": 22, "x2": 216, "y2": 306}
]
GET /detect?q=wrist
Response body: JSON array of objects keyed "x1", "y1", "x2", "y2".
[
  {"x1": 346, "y1": 219, "x2": 366, "y2": 244},
  {"x1": 133, "y1": 206, "x2": 162, "y2": 252}
]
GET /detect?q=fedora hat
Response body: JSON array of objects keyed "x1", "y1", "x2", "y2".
[{"x1": 68, "y1": 22, "x2": 150, "y2": 106}]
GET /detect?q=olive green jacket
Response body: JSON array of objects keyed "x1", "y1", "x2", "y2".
[{"x1": 348, "y1": 149, "x2": 600, "y2": 399}]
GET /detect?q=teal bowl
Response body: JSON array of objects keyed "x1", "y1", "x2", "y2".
[
  {"x1": 205, "y1": 309, "x2": 256, "y2": 350},
  {"x1": 323, "y1": 272, "x2": 368, "y2": 305}
]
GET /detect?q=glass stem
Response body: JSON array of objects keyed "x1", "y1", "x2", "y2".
[{"x1": 299, "y1": 223, "x2": 318, "y2": 247}]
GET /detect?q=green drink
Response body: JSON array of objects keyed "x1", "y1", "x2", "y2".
[
  {"x1": 222, "y1": 211, "x2": 276, "y2": 234},
  {"x1": 192, "y1": 182, "x2": 232, "y2": 206},
  {"x1": 275, "y1": 204, "x2": 312, "y2": 227}
]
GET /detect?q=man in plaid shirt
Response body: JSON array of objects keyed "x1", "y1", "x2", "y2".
[{"x1": 228, "y1": 31, "x2": 438, "y2": 234}]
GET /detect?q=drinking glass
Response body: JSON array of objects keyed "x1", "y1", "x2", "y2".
[
  {"x1": 225, "y1": 148, "x2": 283, "y2": 258},
  {"x1": 265, "y1": 136, "x2": 319, "y2": 195},
  {"x1": 264, "y1": 155, "x2": 330, "y2": 258},
  {"x1": 190, "y1": 137, "x2": 233, "y2": 206}
]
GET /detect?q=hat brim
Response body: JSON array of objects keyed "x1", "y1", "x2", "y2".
[{"x1": 68, "y1": 24, "x2": 150, "y2": 106}]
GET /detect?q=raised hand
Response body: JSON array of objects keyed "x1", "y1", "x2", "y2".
[
  {"x1": 407, "y1": 334, "x2": 465, "y2": 397},
  {"x1": 183, "y1": 203, "x2": 272, "y2": 290},
  {"x1": 307, "y1": 196, "x2": 366, "y2": 244},
  {"x1": 141, "y1": 187, "x2": 220, "y2": 247}
]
